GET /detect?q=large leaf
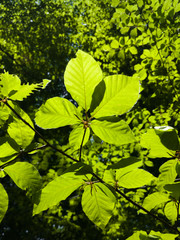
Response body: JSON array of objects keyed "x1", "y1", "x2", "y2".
[
  {"x1": 142, "y1": 192, "x2": 170, "y2": 213},
  {"x1": 33, "y1": 163, "x2": 91, "y2": 215},
  {"x1": 117, "y1": 169, "x2": 155, "y2": 188},
  {"x1": 91, "y1": 119, "x2": 135, "y2": 146},
  {"x1": 8, "y1": 105, "x2": 35, "y2": 149},
  {"x1": 0, "y1": 183, "x2": 8, "y2": 223},
  {"x1": 64, "y1": 50, "x2": 102, "y2": 111},
  {"x1": 35, "y1": 97, "x2": 81, "y2": 129},
  {"x1": 90, "y1": 75, "x2": 140, "y2": 118},
  {"x1": 4, "y1": 162, "x2": 42, "y2": 195},
  {"x1": 69, "y1": 124, "x2": 90, "y2": 150},
  {"x1": 140, "y1": 129, "x2": 174, "y2": 158},
  {"x1": 81, "y1": 182, "x2": 116, "y2": 229}
]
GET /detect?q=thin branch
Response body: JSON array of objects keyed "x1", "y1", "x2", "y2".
[
  {"x1": 4, "y1": 100, "x2": 79, "y2": 163},
  {"x1": 91, "y1": 171, "x2": 180, "y2": 234},
  {"x1": 79, "y1": 128, "x2": 87, "y2": 161}
]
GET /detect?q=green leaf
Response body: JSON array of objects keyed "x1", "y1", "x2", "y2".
[
  {"x1": 157, "y1": 160, "x2": 177, "y2": 188},
  {"x1": 33, "y1": 163, "x2": 91, "y2": 215},
  {"x1": 140, "y1": 129, "x2": 175, "y2": 158},
  {"x1": 91, "y1": 119, "x2": 135, "y2": 146},
  {"x1": 90, "y1": 75, "x2": 140, "y2": 118},
  {"x1": 117, "y1": 169, "x2": 155, "y2": 188},
  {"x1": 110, "y1": 39, "x2": 119, "y2": 49},
  {"x1": 0, "y1": 104, "x2": 10, "y2": 125},
  {"x1": 81, "y1": 182, "x2": 115, "y2": 229},
  {"x1": 64, "y1": 50, "x2": 103, "y2": 111},
  {"x1": 69, "y1": 125, "x2": 90, "y2": 150},
  {"x1": 8, "y1": 105, "x2": 35, "y2": 149},
  {"x1": 164, "y1": 201, "x2": 177, "y2": 224},
  {"x1": 4, "y1": 162, "x2": 42, "y2": 195},
  {"x1": 142, "y1": 192, "x2": 170, "y2": 213},
  {"x1": 0, "y1": 183, "x2": 8, "y2": 223},
  {"x1": 126, "y1": 231, "x2": 148, "y2": 240},
  {"x1": 154, "y1": 126, "x2": 180, "y2": 151},
  {"x1": 0, "y1": 72, "x2": 49, "y2": 100},
  {"x1": 0, "y1": 72, "x2": 21, "y2": 97},
  {"x1": 149, "y1": 231, "x2": 179, "y2": 240},
  {"x1": 164, "y1": 182, "x2": 180, "y2": 200},
  {"x1": 129, "y1": 46, "x2": 138, "y2": 55},
  {"x1": 108, "y1": 157, "x2": 142, "y2": 171},
  {"x1": 35, "y1": 97, "x2": 81, "y2": 129},
  {"x1": 0, "y1": 137, "x2": 19, "y2": 158}
]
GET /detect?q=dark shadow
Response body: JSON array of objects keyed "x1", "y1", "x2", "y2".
[{"x1": 90, "y1": 80, "x2": 106, "y2": 114}]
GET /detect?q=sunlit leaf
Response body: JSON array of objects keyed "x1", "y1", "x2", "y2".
[
  {"x1": 91, "y1": 119, "x2": 135, "y2": 145},
  {"x1": 142, "y1": 192, "x2": 170, "y2": 213},
  {"x1": 33, "y1": 163, "x2": 91, "y2": 215},
  {"x1": 69, "y1": 125, "x2": 90, "y2": 150},
  {"x1": 81, "y1": 182, "x2": 116, "y2": 229},
  {"x1": 0, "y1": 183, "x2": 8, "y2": 223},
  {"x1": 90, "y1": 75, "x2": 140, "y2": 118},
  {"x1": 35, "y1": 97, "x2": 81, "y2": 129},
  {"x1": 118, "y1": 169, "x2": 155, "y2": 188},
  {"x1": 164, "y1": 201, "x2": 177, "y2": 224},
  {"x1": 4, "y1": 162, "x2": 42, "y2": 195},
  {"x1": 8, "y1": 105, "x2": 35, "y2": 149},
  {"x1": 64, "y1": 50, "x2": 103, "y2": 111}
]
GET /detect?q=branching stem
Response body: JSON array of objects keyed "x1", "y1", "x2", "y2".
[{"x1": 4, "y1": 100, "x2": 79, "y2": 163}]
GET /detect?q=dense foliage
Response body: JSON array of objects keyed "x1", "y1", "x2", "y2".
[{"x1": 0, "y1": 0, "x2": 180, "y2": 239}]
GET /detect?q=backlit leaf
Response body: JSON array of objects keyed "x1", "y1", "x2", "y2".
[
  {"x1": 91, "y1": 119, "x2": 135, "y2": 145},
  {"x1": 118, "y1": 169, "x2": 155, "y2": 188},
  {"x1": 69, "y1": 125, "x2": 90, "y2": 150},
  {"x1": 35, "y1": 97, "x2": 81, "y2": 129},
  {"x1": 64, "y1": 50, "x2": 103, "y2": 111},
  {"x1": 90, "y1": 75, "x2": 139, "y2": 118},
  {"x1": 33, "y1": 163, "x2": 91, "y2": 215},
  {"x1": 4, "y1": 162, "x2": 42, "y2": 195},
  {"x1": 81, "y1": 182, "x2": 115, "y2": 229},
  {"x1": 0, "y1": 183, "x2": 8, "y2": 223}
]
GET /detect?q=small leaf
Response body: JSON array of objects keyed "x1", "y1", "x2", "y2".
[
  {"x1": 157, "y1": 160, "x2": 177, "y2": 188},
  {"x1": 8, "y1": 104, "x2": 35, "y2": 149},
  {"x1": 35, "y1": 97, "x2": 81, "y2": 129},
  {"x1": 64, "y1": 50, "x2": 103, "y2": 111},
  {"x1": 90, "y1": 75, "x2": 140, "y2": 118},
  {"x1": 118, "y1": 169, "x2": 155, "y2": 188},
  {"x1": 164, "y1": 201, "x2": 177, "y2": 224},
  {"x1": 0, "y1": 137, "x2": 19, "y2": 158},
  {"x1": 4, "y1": 162, "x2": 42, "y2": 195},
  {"x1": 91, "y1": 119, "x2": 135, "y2": 146},
  {"x1": 0, "y1": 183, "x2": 8, "y2": 223},
  {"x1": 82, "y1": 182, "x2": 115, "y2": 229},
  {"x1": 69, "y1": 125, "x2": 90, "y2": 150}
]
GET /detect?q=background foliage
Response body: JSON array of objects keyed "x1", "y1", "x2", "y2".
[{"x1": 0, "y1": 0, "x2": 180, "y2": 239}]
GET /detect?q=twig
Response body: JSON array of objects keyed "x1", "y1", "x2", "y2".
[
  {"x1": 4, "y1": 100, "x2": 79, "y2": 163},
  {"x1": 79, "y1": 128, "x2": 87, "y2": 161},
  {"x1": 91, "y1": 171, "x2": 180, "y2": 234}
]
